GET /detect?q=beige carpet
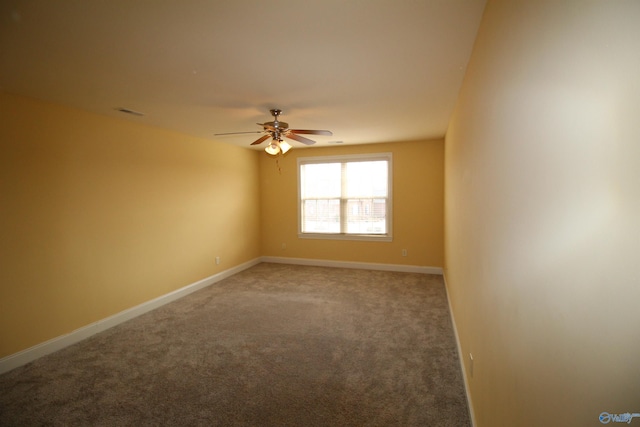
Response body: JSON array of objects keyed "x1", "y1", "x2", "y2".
[{"x1": 0, "y1": 263, "x2": 470, "y2": 426}]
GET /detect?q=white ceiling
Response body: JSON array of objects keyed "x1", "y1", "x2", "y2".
[{"x1": 0, "y1": 0, "x2": 486, "y2": 149}]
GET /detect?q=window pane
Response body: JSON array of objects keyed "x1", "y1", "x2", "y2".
[
  {"x1": 345, "y1": 161, "x2": 387, "y2": 198},
  {"x1": 345, "y1": 198, "x2": 386, "y2": 234},
  {"x1": 302, "y1": 199, "x2": 340, "y2": 233},
  {"x1": 301, "y1": 163, "x2": 341, "y2": 198}
]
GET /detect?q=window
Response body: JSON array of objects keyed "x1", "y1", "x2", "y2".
[{"x1": 298, "y1": 153, "x2": 392, "y2": 241}]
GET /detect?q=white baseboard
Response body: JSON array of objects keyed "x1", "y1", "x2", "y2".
[
  {"x1": 0, "y1": 258, "x2": 261, "y2": 375},
  {"x1": 1, "y1": 256, "x2": 441, "y2": 375},
  {"x1": 261, "y1": 256, "x2": 443, "y2": 275},
  {"x1": 443, "y1": 272, "x2": 476, "y2": 427}
]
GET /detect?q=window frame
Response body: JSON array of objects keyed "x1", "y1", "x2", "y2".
[{"x1": 297, "y1": 152, "x2": 393, "y2": 242}]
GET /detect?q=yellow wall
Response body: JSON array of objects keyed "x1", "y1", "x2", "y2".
[
  {"x1": 259, "y1": 140, "x2": 444, "y2": 268},
  {"x1": 445, "y1": 1, "x2": 640, "y2": 426},
  {"x1": 0, "y1": 92, "x2": 261, "y2": 357}
]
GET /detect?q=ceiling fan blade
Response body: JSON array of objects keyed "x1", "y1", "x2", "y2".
[
  {"x1": 214, "y1": 131, "x2": 263, "y2": 136},
  {"x1": 289, "y1": 129, "x2": 333, "y2": 136},
  {"x1": 285, "y1": 132, "x2": 316, "y2": 145},
  {"x1": 250, "y1": 134, "x2": 271, "y2": 145}
]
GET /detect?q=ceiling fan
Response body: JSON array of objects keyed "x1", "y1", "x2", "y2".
[{"x1": 215, "y1": 109, "x2": 333, "y2": 156}]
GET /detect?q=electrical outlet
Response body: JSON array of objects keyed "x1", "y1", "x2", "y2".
[
  {"x1": 402, "y1": 249, "x2": 407, "y2": 257},
  {"x1": 215, "y1": 256, "x2": 220, "y2": 265},
  {"x1": 469, "y1": 353, "x2": 474, "y2": 378},
  {"x1": 281, "y1": 243, "x2": 286, "y2": 250}
]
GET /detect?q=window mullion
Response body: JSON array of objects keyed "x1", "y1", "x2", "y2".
[{"x1": 340, "y1": 162, "x2": 347, "y2": 234}]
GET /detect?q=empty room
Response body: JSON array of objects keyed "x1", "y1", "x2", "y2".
[{"x1": 1, "y1": 1, "x2": 639, "y2": 426}]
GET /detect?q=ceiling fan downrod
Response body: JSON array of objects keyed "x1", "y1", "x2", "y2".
[{"x1": 267, "y1": 109, "x2": 287, "y2": 131}]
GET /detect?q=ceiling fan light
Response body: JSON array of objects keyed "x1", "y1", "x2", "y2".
[
  {"x1": 279, "y1": 140, "x2": 292, "y2": 154},
  {"x1": 265, "y1": 142, "x2": 280, "y2": 155}
]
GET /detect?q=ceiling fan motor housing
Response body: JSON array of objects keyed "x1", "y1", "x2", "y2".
[{"x1": 264, "y1": 121, "x2": 288, "y2": 130}]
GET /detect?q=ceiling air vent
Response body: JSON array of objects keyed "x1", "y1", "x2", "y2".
[{"x1": 116, "y1": 107, "x2": 144, "y2": 117}]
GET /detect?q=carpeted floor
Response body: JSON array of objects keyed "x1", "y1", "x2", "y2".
[{"x1": 0, "y1": 263, "x2": 470, "y2": 426}]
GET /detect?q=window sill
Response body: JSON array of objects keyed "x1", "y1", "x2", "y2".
[{"x1": 298, "y1": 232, "x2": 392, "y2": 242}]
